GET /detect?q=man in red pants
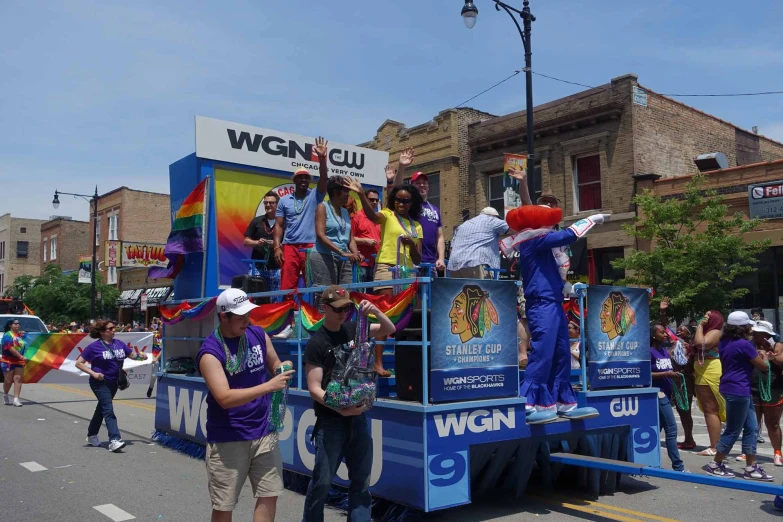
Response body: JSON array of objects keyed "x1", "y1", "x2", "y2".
[{"x1": 273, "y1": 136, "x2": 330, "y2": 337}]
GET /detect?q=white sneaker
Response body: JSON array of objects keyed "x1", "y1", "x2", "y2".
[
  {"x1": 86, "y1": 436, "x2": 101, "y2": 447},
  {"x1": 273, "y1": 324, "x2": 294, "y2": 339},
  {"x1": 2, "y1": 394, "x2": 10, "y2": 405},
  {"x1": 12, "y1": 398, "x2": 23, "y2": 407},
  {"x1": 108, "y1": 439, "x2": 126, "y2": 452}
]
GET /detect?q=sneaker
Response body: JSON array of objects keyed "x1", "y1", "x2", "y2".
[
  {"x1": 2, "y1": 394, "x2": 10, "y2": 406},
  {"x1": 775, "y1": 454, "x2": 783, "y2": 467},
  {"x1": 146, "y1": 387, "x2": 153, "y2": 398},
  {"x1": 86, "y1": 436, "x2": 101, "y2": 447},
  {"x1": 759, "y1": 435, "x2": 766, "y2": 444},
  {"x1": 744, "y1": 464, "x2": 774, "y2": 482},
  {"x1": 704, "y1": 461, "x2": 735, "y2": 478},
  {"x1": 108, "y1": 439, "x2": 126, "y2": 452},
  {"x1": 735, "y1": 454, "x2": 747, "y2": 462},
  {"x1": 12, "y1": 398, "x2": 23, "y2": 407},
  {"x1": 774, "y1": 495, "x2": 783, "y2": 511},
  {"x1": 273, "y1": 324, "x2": 294, "y2": 339}
]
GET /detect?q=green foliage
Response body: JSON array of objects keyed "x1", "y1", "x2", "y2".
[
  {"x1": 4, "y1": 275, "x2": 35, "y2": 299},
  {"x1": 9, "y1": 264, "x2": 120, "y2": 324},
  {"x1": 612, "y1": 175, "x2": 769, "y2": 324}
]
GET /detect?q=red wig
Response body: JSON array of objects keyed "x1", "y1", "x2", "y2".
[{"x1": 506, "y1": 205, "x2": 563, "y2": 231}]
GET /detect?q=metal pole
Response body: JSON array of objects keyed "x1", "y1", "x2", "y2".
[
  {"x1": 90, "y1": 187, "x2": 98, "y2": 322},
  {"x1": 522, "y1": 0, "x2": 536, "y2": 199}
]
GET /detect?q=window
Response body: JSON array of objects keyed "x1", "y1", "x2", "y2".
[
  {"x1": 17, "y1": 241, "x2": 29, "y2": 258},
  {"x1": 108, "y1": 214, "x2": 119, "y2": 241},
  {"x1": 19, "y1": 227, "x2": 26, "y2": 234},
  {"x1": 95, "y1": 219, "x2": 100, "y2": 247},
  {"x1": 590, "y1": 247, "x2": 625, "y2": 284},
  {"x1": 107, "y1": 266, "x2": 117, "y2": 285},
  {"x1": 50, "y1": 235, "x2": 57, "y2": 260},
  {"x1": 574, "y1": 155, "x2": 602, "y2": 212},
  {"x1": 0, "y1": 273, "x2": 4, "y2": 293},
  {"x1": 403, "y1": 172, "x2": 441, "y2": 210},
  {"x1": 488, "y1": 174, "x2": 507, "y2": 218},
  {"x1": 43, "y1": 239, "x2": 48, "y2": 262},
  {"x1": 0, "y1": 241, "x2": 4, "y2": 260}
]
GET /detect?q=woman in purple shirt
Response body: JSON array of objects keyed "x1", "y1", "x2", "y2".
[
  {"x1": 650, "y1": 323, "x2": 685, "y2": 472},
  {"x1": 704, "y1": 312, "x2": 773, "y2": 480},
  {"x1": 75, "y1": 320, "x2": 147, "y2": 452}
]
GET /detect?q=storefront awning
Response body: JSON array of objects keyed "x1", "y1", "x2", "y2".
[
  {"x1": 145, "y1": 287, "x2": 172, "y2": 304},
  {"x1": 116, "y1": 289, "x2": 143, "y2": 308}
]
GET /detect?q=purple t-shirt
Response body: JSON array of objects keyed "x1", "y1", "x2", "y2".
[
  {"x1": 650, "y1": 345, "x2": 674, "y2": 398},
  {"x1": 418, "y1": 201, "x2": 442, "y2": 264},
  {"x1": 196, "y1": 325, "x2": 272, "y2": 443},
  {"x1": 81, "y1": 339, "x2": 132, "y2": 381},
  {"x1": 719, "y1": 338, "x2": 759, "y2": 397}
]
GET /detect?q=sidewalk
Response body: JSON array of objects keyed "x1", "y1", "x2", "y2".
[{"x1": 18, "y1": 382, "x2": 157, "y2": 441}]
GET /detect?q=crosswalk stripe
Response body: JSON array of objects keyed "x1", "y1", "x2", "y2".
[
  {"x1": 19, "y1": 461, "x2": 47, "y2": 472},
  {"x1": 93, "y1": 504, "x2": 136, "y2": 521}
]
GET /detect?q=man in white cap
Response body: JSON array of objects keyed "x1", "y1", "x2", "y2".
[
  {"x1": 197, "y1": 288, "x2": 295, "y2": 522},
  {"x1": 447, "y1": 207, "x2": 513, "y2": 279}
]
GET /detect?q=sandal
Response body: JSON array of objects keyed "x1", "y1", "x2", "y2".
[
  {"x1": 696, "y1": 448, "x2": 717, "y2": 456},
  {"x1": 678, "y1": 441, "x2": 697, "y2": 450}
]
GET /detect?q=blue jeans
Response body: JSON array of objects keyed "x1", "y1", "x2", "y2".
[
  {"x1": 88, "y1": 378, "x2": 121, "y2": 441},
  {"x1": 716, "y1": 393, "x2": 758, "y2": 456},
  {"x1": 658, "y1": 396, "x2": 684, "y2": 471},
  {"x1": 302, "y1": 414, "x2": 373, "y2": 522}
]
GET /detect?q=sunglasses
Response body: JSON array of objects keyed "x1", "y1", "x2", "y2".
[
  {"x1": 12, "y1": 322, "x2": 20, "y2": 326},
  {"x1": 367, "y1": 198, "x2": 379, "y2": 203},
  {"x1": 395, "y1": 198, "x2": 412, "y2": 204},
  {"x1": 106, "y1": 326, "x2": 116, "y2": 331},
  {"x1": 327, "y1": 304, "x2": 351, "y2": 314}
]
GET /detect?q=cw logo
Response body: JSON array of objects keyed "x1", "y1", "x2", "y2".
[{"x1": 609, "y1": 397, "x2": 639, "y2": 418}]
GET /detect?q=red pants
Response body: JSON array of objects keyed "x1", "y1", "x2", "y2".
[{"x1": 280, "y1": 243, "x2": 313, "y2": 291}]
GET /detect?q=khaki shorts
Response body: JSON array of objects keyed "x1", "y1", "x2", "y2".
[
  {"x1": 373, "y1": 262, "x2": 396, "y2": 291},
  {"x1": 448, "y1": 265, "x2": 488, "y2": 279},
  {"x1": 206, "y1": 433, "x2": 283, "y2": 511}
]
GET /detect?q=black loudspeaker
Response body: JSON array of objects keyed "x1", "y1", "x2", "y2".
[
  {"x1": 0, "y1": 301, "x2": 9, "y2": 314},
  {"x1": 231, "y1": 275, "x2": 269, "y2": 303},
  {"x1": 395, "y1": 344, "x2": 423, "y2": 402},
  {"x1": 8, "y1": 300, "x2": 24, "y2": 314}
]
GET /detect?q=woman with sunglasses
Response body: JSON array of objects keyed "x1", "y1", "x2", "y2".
[
  {"x1": 2, "y1": 319, "x2": 27, "y2": 407},
  {"x1": 344, "y1": 177, "x2": 422, "y2": 377},
  {"x1": 311, "y1": 176, "x2": 363, "y2": 300},
  {"x1": 75, "y1": 320, "x2": 148, "y2": 452}
]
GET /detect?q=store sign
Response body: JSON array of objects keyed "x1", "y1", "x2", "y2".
[
  {"x1": 195, "y1": 116, "x2": 388, "y2": 187},
  {"x1": 78, "y1": 255, "x2": 91, "y2": 284},
  {"x1": 121, "y1": 241, "x2": 167, "y2": 268},
  {"x1": 140, "y1": 292, "x2": 148, "y2": 310},
  {"x1": 105, "y1": 240, "x2": 119, "y2": 268},
  {"x1": 749, "y1": 180, "x2": 783, "y2": 219}
]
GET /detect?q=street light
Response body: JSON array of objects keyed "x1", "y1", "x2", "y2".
[
  {"x1": 52, "y1": 187, "x2": 100, "y2": 322},
  {"x1": 461, "y1": 0, "x2": 537, "y2": 197}
]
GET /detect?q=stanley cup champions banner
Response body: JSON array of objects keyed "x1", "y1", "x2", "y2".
[
  {"x1": 587, "y1": 285, "x2": 651, "y2": 389},
  {"x1": 430, "y1": 278, "x2": 518, "y2": 402}
]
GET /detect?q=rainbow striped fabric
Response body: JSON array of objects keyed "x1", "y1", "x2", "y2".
[{"x1": 149, "y1": 178, "x2": 208, "y2": 279}]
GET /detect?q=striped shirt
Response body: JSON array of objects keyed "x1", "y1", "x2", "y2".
[{"x1": 447, "y1": 214, "x2": 509, "y2": 271}]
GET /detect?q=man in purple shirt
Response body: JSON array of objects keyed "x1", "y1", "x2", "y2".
[{"x1": 197, "y1": 288, "x2": 295, "y2": 522}]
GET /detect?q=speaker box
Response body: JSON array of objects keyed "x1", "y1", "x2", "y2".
[
  {"x1": 394, "y1": 343, "x2": 424, "y2": 402},
  {"x1": 8, "y1": 300, "x2": 24, "y2": 314},
  {"x1": 0, "y1": 301, "x2": 9, "y2": 314},
  {"x1": 231, "y1": 275, "x2": 270, "y2": 303}
]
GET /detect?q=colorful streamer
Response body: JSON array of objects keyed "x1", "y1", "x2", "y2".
[{"x1": 158, "y1": 297, "x2": 218, "y2": 325}]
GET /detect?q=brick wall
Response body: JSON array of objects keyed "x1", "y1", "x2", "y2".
[
  {"x1": 41, "y1": 218, "x2": 90, "y2": 272},
  {"x1": 0, "y1": 214, "x2": 45, "y2": 293},
  {"x1": 120, "y1": 190, "x2": 171, "y2": 243}
]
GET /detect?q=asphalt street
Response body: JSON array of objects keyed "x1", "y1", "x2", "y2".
[{"x1": 1, "y1": 383, "x2": 780, "y2": 521}]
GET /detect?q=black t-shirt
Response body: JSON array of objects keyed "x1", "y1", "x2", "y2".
[
  {"x1": 244, "y1": 216, "x2": 279, "y2": 268},
  {"x1": 304, "y1": 321, "x2": 357, "y2": 418}
]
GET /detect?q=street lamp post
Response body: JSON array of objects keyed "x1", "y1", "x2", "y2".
[
  {"x1": 53, "y1": 187, "x2": 100, "y2": 322},
  {"x1": 461, "y1": 0, "x2": 537, "y2": 197}
]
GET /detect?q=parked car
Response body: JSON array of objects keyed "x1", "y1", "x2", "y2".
[{"x1": 0, "y1": 314, "x2": 49, "y2": 334}]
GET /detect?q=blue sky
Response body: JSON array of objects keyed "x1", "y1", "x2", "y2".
[{"x1": 2, "y1": 0, "x2": 782, "y2": 221}]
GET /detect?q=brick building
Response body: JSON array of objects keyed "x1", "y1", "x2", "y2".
[
  {"x1": 646, "y1": 159, "x2": 783, "y2": 329},
  {"x1": 40, "y1": 217, "x2": 90, "y2": 273},
  {"x1": 0, "y1": 214, "x2": 45, "y2": 295},
  {"x1": 468, "y1": 73, "x2": 783, "y2": 283},
  {"x1": 360, "y1": 108, "x2": 495, "y2": 240},
  {"x1": 89, "y1": 187, "x2": 171, "y2": 322}
]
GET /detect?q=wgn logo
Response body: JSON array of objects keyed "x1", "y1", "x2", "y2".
[
  {"x1": 609, "y1": 397, "x2": 639, "y2": 418},
  {"x1": 433, "y1": 408, "x2": 515, "y2": 437}
]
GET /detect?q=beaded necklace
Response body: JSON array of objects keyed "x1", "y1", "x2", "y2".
[
  {"x1": 214, "y1": 326, "x2": 247, "y2": 375},
  {"x1": 327, "y1": 202, "x2": 347, "y2": 235},
  {"x1": 293, "y1": 191, "x2": 307, "y2": 215},
  {"x1": 759, "y1": 363, "x2": 773, "y2": 403},
  {"x1": 394, "y1": 212, "x2": 418, "y2": 238}
]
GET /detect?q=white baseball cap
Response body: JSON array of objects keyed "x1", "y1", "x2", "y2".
[
  {"x1": 481, "y1": 207, "x2": 500, "y2": 217},
  {"x1": 752, "y1": 320, "x2": 776, "y2": 336},
  {"x1": 726, "y1": 311, "x2": 754, "y2": 327},
  {"x1": 216, "y1": 288, "x2": 258, "y2": 316}
]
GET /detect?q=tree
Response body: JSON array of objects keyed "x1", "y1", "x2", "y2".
[
  {"x1": 612, "y1": 175, "x2": 769, "y2": 324},
  {"x1": 4, "y1": 274, "x2": 35, "y2": 299},
  {"x1": 13, "y1": 264, "x2": 120, "y2": 324}
]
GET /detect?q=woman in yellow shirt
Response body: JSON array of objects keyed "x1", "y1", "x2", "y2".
[{"x1": 343, "y1": 177, "x2": 422, "y2": 376}]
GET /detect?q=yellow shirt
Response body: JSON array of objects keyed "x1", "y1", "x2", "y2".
[{"x1": 376, "y1": 208, "x2": 423, "y2": 266}]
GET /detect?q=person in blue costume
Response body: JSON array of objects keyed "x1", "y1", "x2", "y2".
[{"x1": 502, "y1": 201, "x2": 609, "y2": 424}]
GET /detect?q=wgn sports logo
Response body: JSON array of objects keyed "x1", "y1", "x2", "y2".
[
  {"x1": 433, "y1": 408, "x2": 515, "y2": 437},
  {"x1": 610, "y1": 397, "x2": 639, "y2": 418}
]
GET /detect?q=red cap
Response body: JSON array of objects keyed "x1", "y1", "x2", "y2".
[
  {"x1": 292, "y1": 168, "x2": 311, "y2": 180},
  {"x1": 410, "y1": 172, "x2": 428, "y2": 182}
]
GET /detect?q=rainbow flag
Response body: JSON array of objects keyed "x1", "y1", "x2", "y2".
[
  {"x1": 159, "y1": 297, "x2": 217, "y2": 324},
  {"x1": 300, "y1": 300, "x2": 326, "y2": 332},
  {"x1": 350, "y1": 282, "x2": 418, "y2": 332},
  {"x1": 149, "y1": 178, "x2": 208, "y2": 279},
  {"x1": 249, "y1": 301, "x2": 296, "y2": 336}
]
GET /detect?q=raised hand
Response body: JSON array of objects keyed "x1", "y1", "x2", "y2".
[
  {"x1": 508, "y1": 167, "x2": 526, "y2": 182},
  {"x1": 399, "y1": 147, "x2": 415, "y2": 167},
  {"x1": 660, "y1": 297, "x2": 670, "y2": 311},
  {"x1": 385, "y1": 164, "x2": 396, "y2": 184},
  {"x1": 341, "y1": 176, "x2": 363, "y2": 194},
  {"x1": 314, "y1": 136, "x2": 328, "y2": 159}
]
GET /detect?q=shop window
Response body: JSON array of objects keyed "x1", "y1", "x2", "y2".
[
  {"x1": 43, "y1": 239, "x2": 48, "y2": 262},
  {"x1": 574, "y1": 154, "x2": 602, "y2": 212},
  {"x1": 17, "y1": 241, "x2": 28, "y2": 258},
  {"x1": 50, "y1": 235, "x2": 57, "y2": 260}
]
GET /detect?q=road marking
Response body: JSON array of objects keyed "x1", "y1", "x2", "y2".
[
  {"x1": 93, "y1": 504, "x2": 136, "y2": 521},
  {"x1": 41, "y1": 384, "x2": 155, "y2": 412},
  {"x1": 54, "y1": 464, "x2": 73, "y2": 469},
  {"x1": 19, "y1": 461, "x2": 47, "y2": 472},
  {"x1": 532, "y1": 496, "x2": 643, "y2": 521},
  {"x1": 533, "y1": 494, "x2": 681, "y2": 522}
]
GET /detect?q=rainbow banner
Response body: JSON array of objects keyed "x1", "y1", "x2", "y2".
[
  {"x1": 13, "y1": 333, "x2": 155, "y2": 384},
  {"x1": 299, "y1": 300, "x2": 326, "y2": 332},
  {"x1": 350, "y1": 282, "x2": 418, "y2": 332},
  {"x1": 149, "y1": 177, "x2": 208, "y2": 280},
  {"x1": 159, "y1": 297, "x2": 217, "y2": 324},
  {"x1": 249, "y1": 301, "x2": 296, "y2": 335}
]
